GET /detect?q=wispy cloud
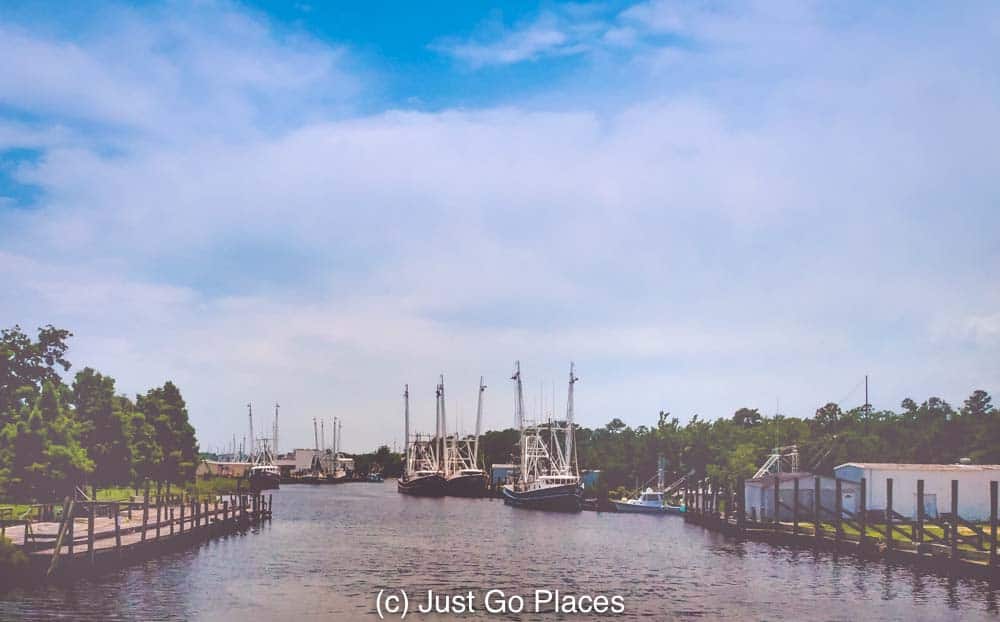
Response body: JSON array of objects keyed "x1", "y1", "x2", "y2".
[{"x1": 430, "y1": 10, "x2": 607, "y2": 67}]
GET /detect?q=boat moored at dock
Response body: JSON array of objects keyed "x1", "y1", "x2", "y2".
[
  {"x1": 246, "y1": 403, "x2": 280, "y2": 491},
  {"x1": 611, "y1": 488, "x2": 683, "y2": 514},
  {"x1": 397, "y1": 383, "x2": 448, "y2": 497},
  {"x1": 502, "y1": 362, "x2": 584, "y2": 512},
  {"x1": 443, "y1": 377, "x2": 489, "y2": 497}
]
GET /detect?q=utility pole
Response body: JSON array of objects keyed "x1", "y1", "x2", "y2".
[{"x1": 865, "y1": 374, "x2": 870, "y2": 417}]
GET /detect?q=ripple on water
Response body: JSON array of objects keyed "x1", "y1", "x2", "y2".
[{"x1": 2, "y1": 484, "x2": 1000, "y2": 620}]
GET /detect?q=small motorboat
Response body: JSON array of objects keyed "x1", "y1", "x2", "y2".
[{"x1": 611, "y1": 488, "x2": 684, "y2": 514}]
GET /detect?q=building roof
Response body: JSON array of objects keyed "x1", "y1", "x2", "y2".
[
  {"x1": 748, "y1": 471, "x2": 816, "y2": 483},
  {"x1": 835, "y1": 462, "x2": 1000, "y2": 472}
]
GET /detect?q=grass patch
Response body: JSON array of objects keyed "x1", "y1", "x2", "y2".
[{"x1": 1, "y1": 478, "x2": 247, "y2": 516}]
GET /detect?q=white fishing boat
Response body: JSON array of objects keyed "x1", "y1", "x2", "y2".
[
  {"x1": 502, "y1": 362, "x2": 583, "y2": 512},
  {"x1": 611, "y1": 488, "x2": 683, "y2": 514},
  {"x1": 245, "y1": 403, "x2": 280, "y2": 491},
  {"x1": 444, "y1": 377, "x2": 488, "y2": 497},
  {"x1": 610, "y1": 459, "x2": 688, "y2": 515},
  {"x1": 398, "y1": 384, "x2": 446, "y2": 496}
]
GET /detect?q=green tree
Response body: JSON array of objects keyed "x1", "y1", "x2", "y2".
[
  {"x1": 72, "y1": 368, "x2": 132, "y2": 492},
  {"x1": 0, "y1": 325, "x2": 73, "y2": 426},
  {"x1": 123, "y1": 396, "x2": 161, "y2": 491},
  {"x1": 138, "y1": 381, "x2": 198, "y2": 495},
  {"x1": 961, "y1": 390, "x2": 993, "y2": 418},
  {"x1": 0, "y1": 382, "x2": 92, "y2": 500},
  {"x1": 732, "y1": 407, "x2": 762, "y2": 427}
]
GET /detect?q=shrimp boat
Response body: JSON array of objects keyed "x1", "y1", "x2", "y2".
[
  {"x1": 245, "y1": 403, "x2": 280, "y2": 491},
  {"x1": 248, "y1": 447, "x2": 280, "y2": 492},
  {"x1": 444, "y1": 377, "x2": 489, "y2": 497},
  {"x1": 397, "y1": 384, "x2": 446, "y2": 497},
  {"x1": 502, "y1": 362, "x2": 583, "y2": 512}
]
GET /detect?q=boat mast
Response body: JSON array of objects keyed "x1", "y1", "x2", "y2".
[
  {"x1": 511, "y1": 361, "x2": 526, "y2": 478},
  {"x1": 313, "y1": 417, "x2": 319, "y2": 451},
  {"x1": 247, "y1": 402, "x2": 254, "y2": 461},
  {"x1": 273, "y1": 402, "x2": 280, "y2": 456},
  {"x1": 333, "y1": 416, "x2": 338, "y2": 454},
  {"x1": 474, "y1": 376, "x2": 486, "y2": 466},
  {"x1": 566, "y1": 362, "x2": 578, "y2": 474},
  {"x1": 321, "y1": 419, "x2": 326, "y2": 453},
  {"x1": 338, "y1": 419, "x2": 343, "y2": 454},
  {"x1": 512, "y1": 361, "x2": 524, "y2": 432},
  {"x1": 439, "y1": 374, "x2": 448, "y2": 477},
  {"x1": 403, "y1": 384, "x2": 410, "y2": 477}
]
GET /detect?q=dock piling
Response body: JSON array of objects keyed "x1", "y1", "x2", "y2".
[
  {"x1": 792, "y1": 477, "x2": 799, "y2": 535},
  {"x1": 113, "y1": 502, "x2": 121, "y2": 555},
  {"x1": 951, "y1": 480, "x2": 959, "y2": 559},
  {"x1": 885, "y1": 478, "x2": 893, "y2": 551},
  {"x1": 835, "y1": 479, "x2": 842, "y2": 545},
  {"x1": 916, "y1": 479, "x2": 924, "y2": 545},
  {"x1": 773, "y1": 475, "x2": 780, "y2": 529},
  {"x1": 813, "y1": 476, "x2": 821, "y2": 545},
  {"x1": 990, "y1": 480, "x2": 997, "y2": 568},
  {"x1": 87, "y1": 505, "x2": 95, "y2": 564},
  {"x1": 141, "y1": 491, "x2": 149, "y2": 543},
  {"x1": 859, "y1": 478, "x2": 867, "y2": 546},
  {"x1": 736, "y1": 478, "x2": 745, "y2": 534}
]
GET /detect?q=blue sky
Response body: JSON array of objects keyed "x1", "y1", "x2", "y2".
[{"x1": 1, "y1": 1, "x2": 998, "y2": 453}]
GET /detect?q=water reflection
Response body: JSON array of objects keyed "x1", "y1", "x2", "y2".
[{"x1": 1, "y1": 484, "x2": 999, "y2": 621}]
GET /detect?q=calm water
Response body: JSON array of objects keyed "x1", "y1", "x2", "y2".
[{"x1": 2, "y1": 483, "x2": 998, "y2": 621}]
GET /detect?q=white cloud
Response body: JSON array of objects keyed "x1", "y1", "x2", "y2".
[
  {"x1": 431, "y1": 13, "x2": 582, "y2": 67},
  {"x1": 2, "y1": 1, "x2": 999, "y2": 451}
]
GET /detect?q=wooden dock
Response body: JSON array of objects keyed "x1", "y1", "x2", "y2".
[
  {"x1": 4, "y1": 492, "x2": 272, "y2": 580},
  {"x1": 682, "y1": 476, "x2": 999, "y2": 580}
]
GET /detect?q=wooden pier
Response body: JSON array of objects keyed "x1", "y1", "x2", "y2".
[
  {"x1": 3, "y1": 492, "x2": 273, "y2": 580},
  {"x1": 682, "y1": 476, "x2": 999, "y2": 580}
]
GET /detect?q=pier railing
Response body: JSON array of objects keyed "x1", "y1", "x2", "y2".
[
  {"x1": 683, "y1": 476, "x2": 999, "y2": 576},
  {"x1": 4, "y1": 492, "x2": 273, "y2": 578}
]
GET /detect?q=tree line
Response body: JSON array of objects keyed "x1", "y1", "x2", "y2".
[
  {"x1": 475, "y1": 389, "x2": 998, "y2": 494},
  {"x1": 0, "y1": 325, "x2": 199, "y2": 502}
]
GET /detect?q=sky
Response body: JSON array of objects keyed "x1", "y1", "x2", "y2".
[{"x1": 1, "y1": 1, "x2": 998, "y2": 454}]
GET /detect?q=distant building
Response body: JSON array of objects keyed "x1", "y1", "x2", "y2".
[
  {"x1": 744, "y1": 472, "x2": 861, "y2": 522},
  {"x1": 292, "y1": 448, "x2": 320, "y2": 473},
  {"x1": 196, "y1": 460, "x2": 250, "y2": 479},
  {"x1": 834, "y1": 462, "x2": 1000, "y2": 521}
]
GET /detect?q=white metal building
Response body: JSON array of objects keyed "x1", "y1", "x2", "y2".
[
  {"x1": 745, "y1": 472, "x2": 861, "y2": 521},
  {"x1": 292, "y1": 448, "x2": 320, "y2": 472},
  {"x1": 833, "y1": 463, "x2": 1000, "y2": 521}
]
